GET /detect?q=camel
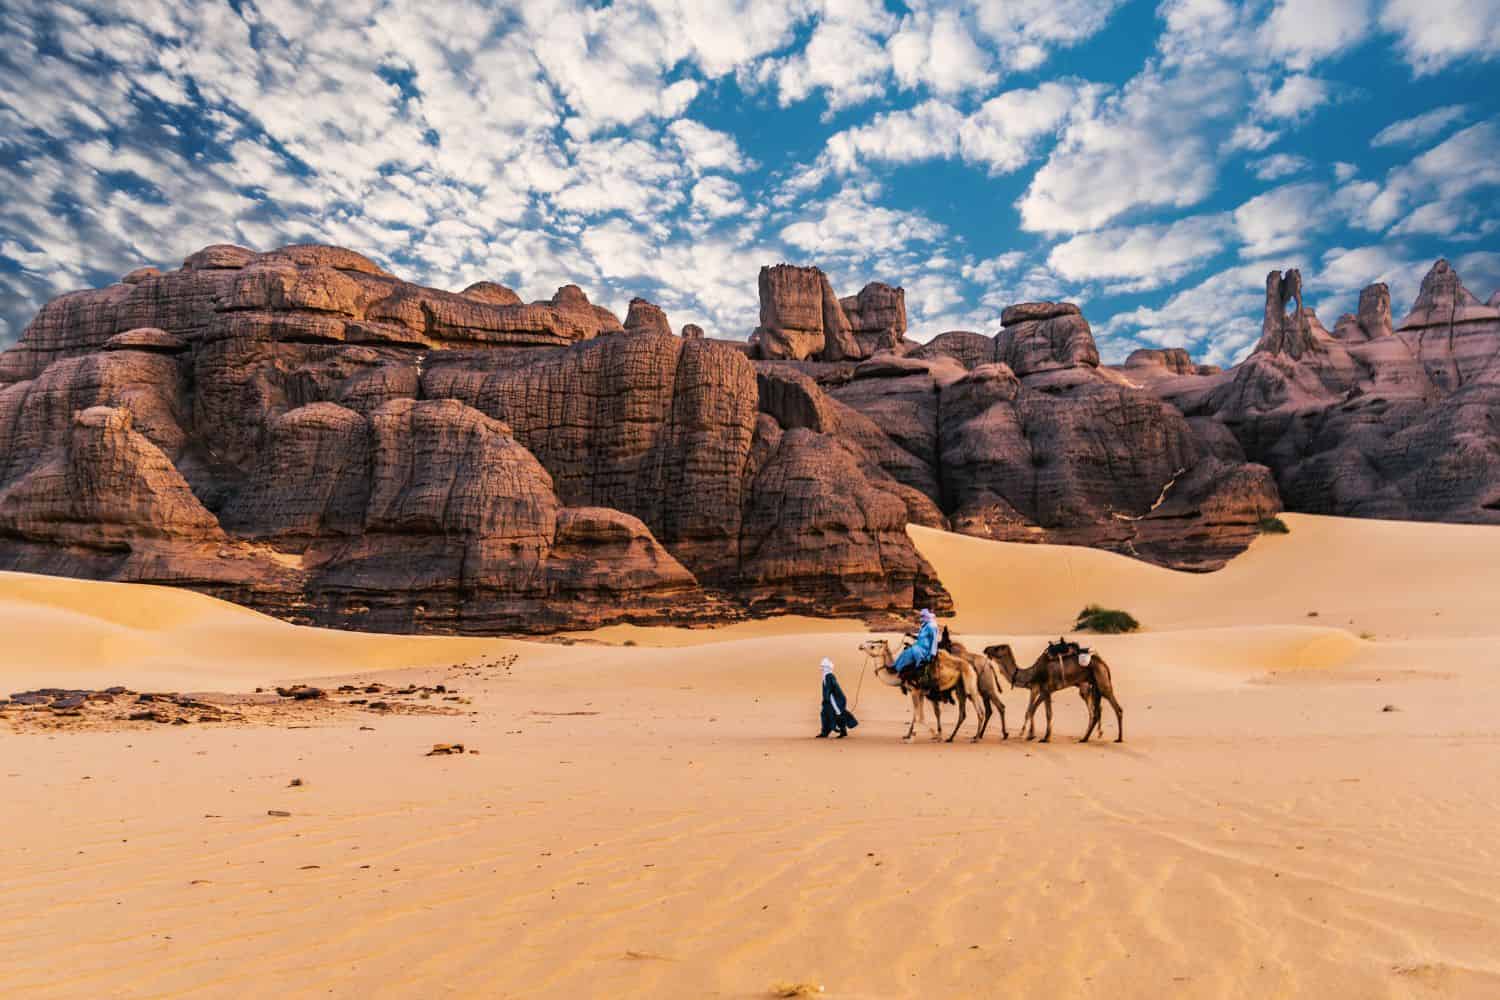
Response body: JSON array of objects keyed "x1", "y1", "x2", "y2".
[
  {"x1": 859, "y1": 638, "x2": 987, "y2": 743},
  {"x1": 938, "y1": 629, "x2": 1007, "y2": 740},
  {"x1": 983, "y1": 643, "x2": 1124, "y2": 743}
]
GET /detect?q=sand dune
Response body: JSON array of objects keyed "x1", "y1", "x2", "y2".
[{"x1": 4, "y1": 515, "x2": 1500, "y2": 997}]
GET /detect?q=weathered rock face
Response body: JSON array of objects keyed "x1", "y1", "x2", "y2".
[
  {"x1": 680, "y1": 323, "x2": 704, "y2": 339},
  {"x1": 932, "y1": 362, "x2": 1278, "y2": 570},
  {"x1": 1158, "y1": 259, "x2": 1500, "y2": 527},
  {"x1": 994, "y1": 302, "x2": 1099, "y2": 376},
  {"x1": 805, "y1": 313, "x2": 1280, "y2": 571},
  {"x1": 751, "y1": 264, "x2": 862, "y2": 362},
  {"x1": 1125, "y1": 348, "x2": 1198, "y2": 375},
  {"x1": 0, "y1": 249, "x2": 953, "y2": 632},
  {"x1": 911, "y1": 330, "x2": 995, "y2": 370},
  {"x1": 30, "y1": 242, "x2": 1495, "y2": 630},
  {"x1": 624, "y1": 297, "x2": 672, "y2": 336},
  {"x1": 1333, "y1": 283, "x2": 1394, "y2": 343},
  {"x1": 840, "y1": 282, "x2": 906, "y2": 356}
]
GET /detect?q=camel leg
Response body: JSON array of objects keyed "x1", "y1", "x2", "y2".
[
  {"x1": 973, "y1": 691, "x2": 992, "y2": 742},
  {"x1": 1093, "y1": 665, "x2": 1125, "y2": 743},
  {"x1": 1040, "y1": 692, "x2": 1054, "y2": 743},
  {"x1": 1104, "y1": 691, "x2": 1124, "y2": 743},
  {"x1": 905, "y1": 691, "x2": 920, "y2": 741},
  {"x1": 931, "y1": 698, "x2": 944, "y2": 741},
  {"x1": 947, "y1": 689, "x2": 966, "y2": 743},
  {"x1": 967, "y1": 688, "x2": 986, "y2": 743},
  {"x1": 1022, "y1": 689, "x2": 1042, "y2": 741},
  {"x1": 996, "y1": 696, "x2": 1008, "y2": 740},
  {"x1": 1079, "y1": 686, "x2": 1098, "y2": 743}
]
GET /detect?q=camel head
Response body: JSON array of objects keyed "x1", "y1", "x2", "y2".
[
  {"x1": 860, "y1": 638, "x2": 905, "y2": 686},
  {"x1": 983, "y1": 643, "x2": 1020, "y2": 682}
]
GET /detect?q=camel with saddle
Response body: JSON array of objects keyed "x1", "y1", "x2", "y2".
[
  {"x1": 984, "y1": 640, "x2": 1124, "y2": 743},
  {"x1": 858, "y1": 638, "x2": 990, "y2": 742}
]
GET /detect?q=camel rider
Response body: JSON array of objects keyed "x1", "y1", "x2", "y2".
[{"x1": 893, "y1": 609, "x2": 940, "y2": 682}]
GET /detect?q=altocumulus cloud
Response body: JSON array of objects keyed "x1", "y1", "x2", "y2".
[{"x1": 1, "y1": 0, "x2": 1498, "y2": 365}]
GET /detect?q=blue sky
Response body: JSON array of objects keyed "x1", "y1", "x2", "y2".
[{"x1": 1, "y1": 0, "x2": 1498, "y2": 365}]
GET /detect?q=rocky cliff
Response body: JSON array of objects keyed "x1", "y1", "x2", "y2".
[
  {"x1": 0, "y1": 244, "x2": 949, "y2": 634},
  {"x1": 1151, "y1": 259, "x2": 1500, "y2": 525},
  {"x1": 5, "y1": 241, "x2": 1490, "y2": 635}
]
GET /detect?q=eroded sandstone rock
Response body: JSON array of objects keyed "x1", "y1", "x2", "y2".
[{"x1": 624, "y1": 297, "x2": 672, "y2": 336}]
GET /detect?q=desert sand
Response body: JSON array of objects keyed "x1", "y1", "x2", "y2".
[{"x1": 4, "y1": 513, "x2": 1500, "y2": 998}]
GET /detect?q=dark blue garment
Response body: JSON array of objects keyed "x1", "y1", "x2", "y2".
[{"x1": 819, "y1": 672, "x2": 858, "y2": 736}]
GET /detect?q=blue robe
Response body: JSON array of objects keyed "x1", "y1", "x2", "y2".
[
  {"x1": 819, "y1": 673, "x2": 858, "y2": 735},
  {"x1": 893, "y1": 620, "x2": 939, "y2": 675}
]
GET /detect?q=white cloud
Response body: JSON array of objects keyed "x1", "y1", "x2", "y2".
[
  {"x1": 1224, "y1": 123, "x2": 1281, "y2": 153},
  {"x1": 761, "y1": 0, "x2": 897, "y2": 111},
  {"x1": 1262, "y1": 0, "x2": 1373, "y2": 69},
  {"x1": 961, "y1": 251, "x2": 1028, "y2": 286},
  {"x1": 779, "y1": 183, "x2": 945, "y2": 257},
  {"x1": 1017, "y1": 62, "x2": 1237, "y2": 233},
  {"x1": 887, "y1": 8, "x2": 997, "y2": 95},
  {"x1": 959, "y1": 81, "x2": 1106, "y2": 174},
  {"x1": 1233, "y1": 181, "x2": 1332, "y2": 257},
  {"x1": 824, "y1": 100, "x2": 966, "y2": 172},
  {"x1": 1253, "y1": 73, "x2": 1332, "y2": 122},
  {"x1": 668, "y1": 119, "x2": 753, "y2": 174},
  {"x1": 1380, "y1": 0, "x2": 1500, "y2": 75},
  {"x1": 1370, "y1": 104, "x2": 1472, "y2": 147},
  {"x1": 1253, "y1": 153, "x2": 1311, "y2": 180},
  {"x1": 1047, "y1": 214, "x2": 1232, "y2": 292},
  {"x1": 821, "y1": 81, "x2": 1101, "y2": 177},
  {"x1": 690, "y1": 175, "x2": 748, "y2": 218},
  {"x1": 1364, "y1": 120, "x2": 1500, "y2": 230}
]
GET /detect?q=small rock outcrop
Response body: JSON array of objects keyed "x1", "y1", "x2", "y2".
[
  {"x1": 994, "y1": 302, "x2": 1099, "y2": 377},
  {"x1": 624, "y1": 297, "x2": 672, "y2": 336},
  {"x1": 1333, "y1": 283, "x2": 1394, "y2": 343},
  {"x1": 751, "y1": 264, "x2": 861, "y2": 362},
  {"x1": 840, "y1": 282, "x2": 907, "y2": 356}
]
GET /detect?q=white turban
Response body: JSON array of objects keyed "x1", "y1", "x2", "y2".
[{"x1": 820, "y1": 657, "x2": 834, "y2": 676}]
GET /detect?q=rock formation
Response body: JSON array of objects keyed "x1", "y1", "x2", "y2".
[
  {"x1": 12, "y1": 241, "x2": 1493, "y2": 634},
  {"x1": 1332, "y1": 283, "x2": 1393, "y2": 343},
  {"x1": 623, "y1": 297, "x2": 672, "y2": 336},
  {"x1": 840, "y1": 282, "x2": 907, "y2": 356},
  {"x1": 994, "y1": 303, "x2": 1099, "y2": 377},
  {"x1": 0, "y1": 244, "x2": 950, "y2": 633},
  {"x1": 750, "y1": 264, "x2": 860, "y2": 362},
  {"x1": 1157, "y1": 260, "x2": 1500, "y2": 525},
  {"x1": 805, "y1": 309, "x2": 1278, "y2": 570}
]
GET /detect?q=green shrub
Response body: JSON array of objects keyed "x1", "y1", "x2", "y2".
[
  {"x1": 1074, "y1": 604, "x2": 1141, "y2": 634},
  {"x1": 1258, "y1": 515, "x2": 1290, "y2": 534}
]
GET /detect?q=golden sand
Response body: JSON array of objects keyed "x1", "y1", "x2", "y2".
[{"x1": 2, "y1": 513, "x2": 1498, "y2": 997}]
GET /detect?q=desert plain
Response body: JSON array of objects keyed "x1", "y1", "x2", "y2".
[{"x1": 3, "y1": 512, "x2": 1500, "y2": 998}]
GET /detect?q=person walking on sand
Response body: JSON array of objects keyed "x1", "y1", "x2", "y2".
[{"x1": 817, "y1": 657, "x2": 858, "y2": 738}]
